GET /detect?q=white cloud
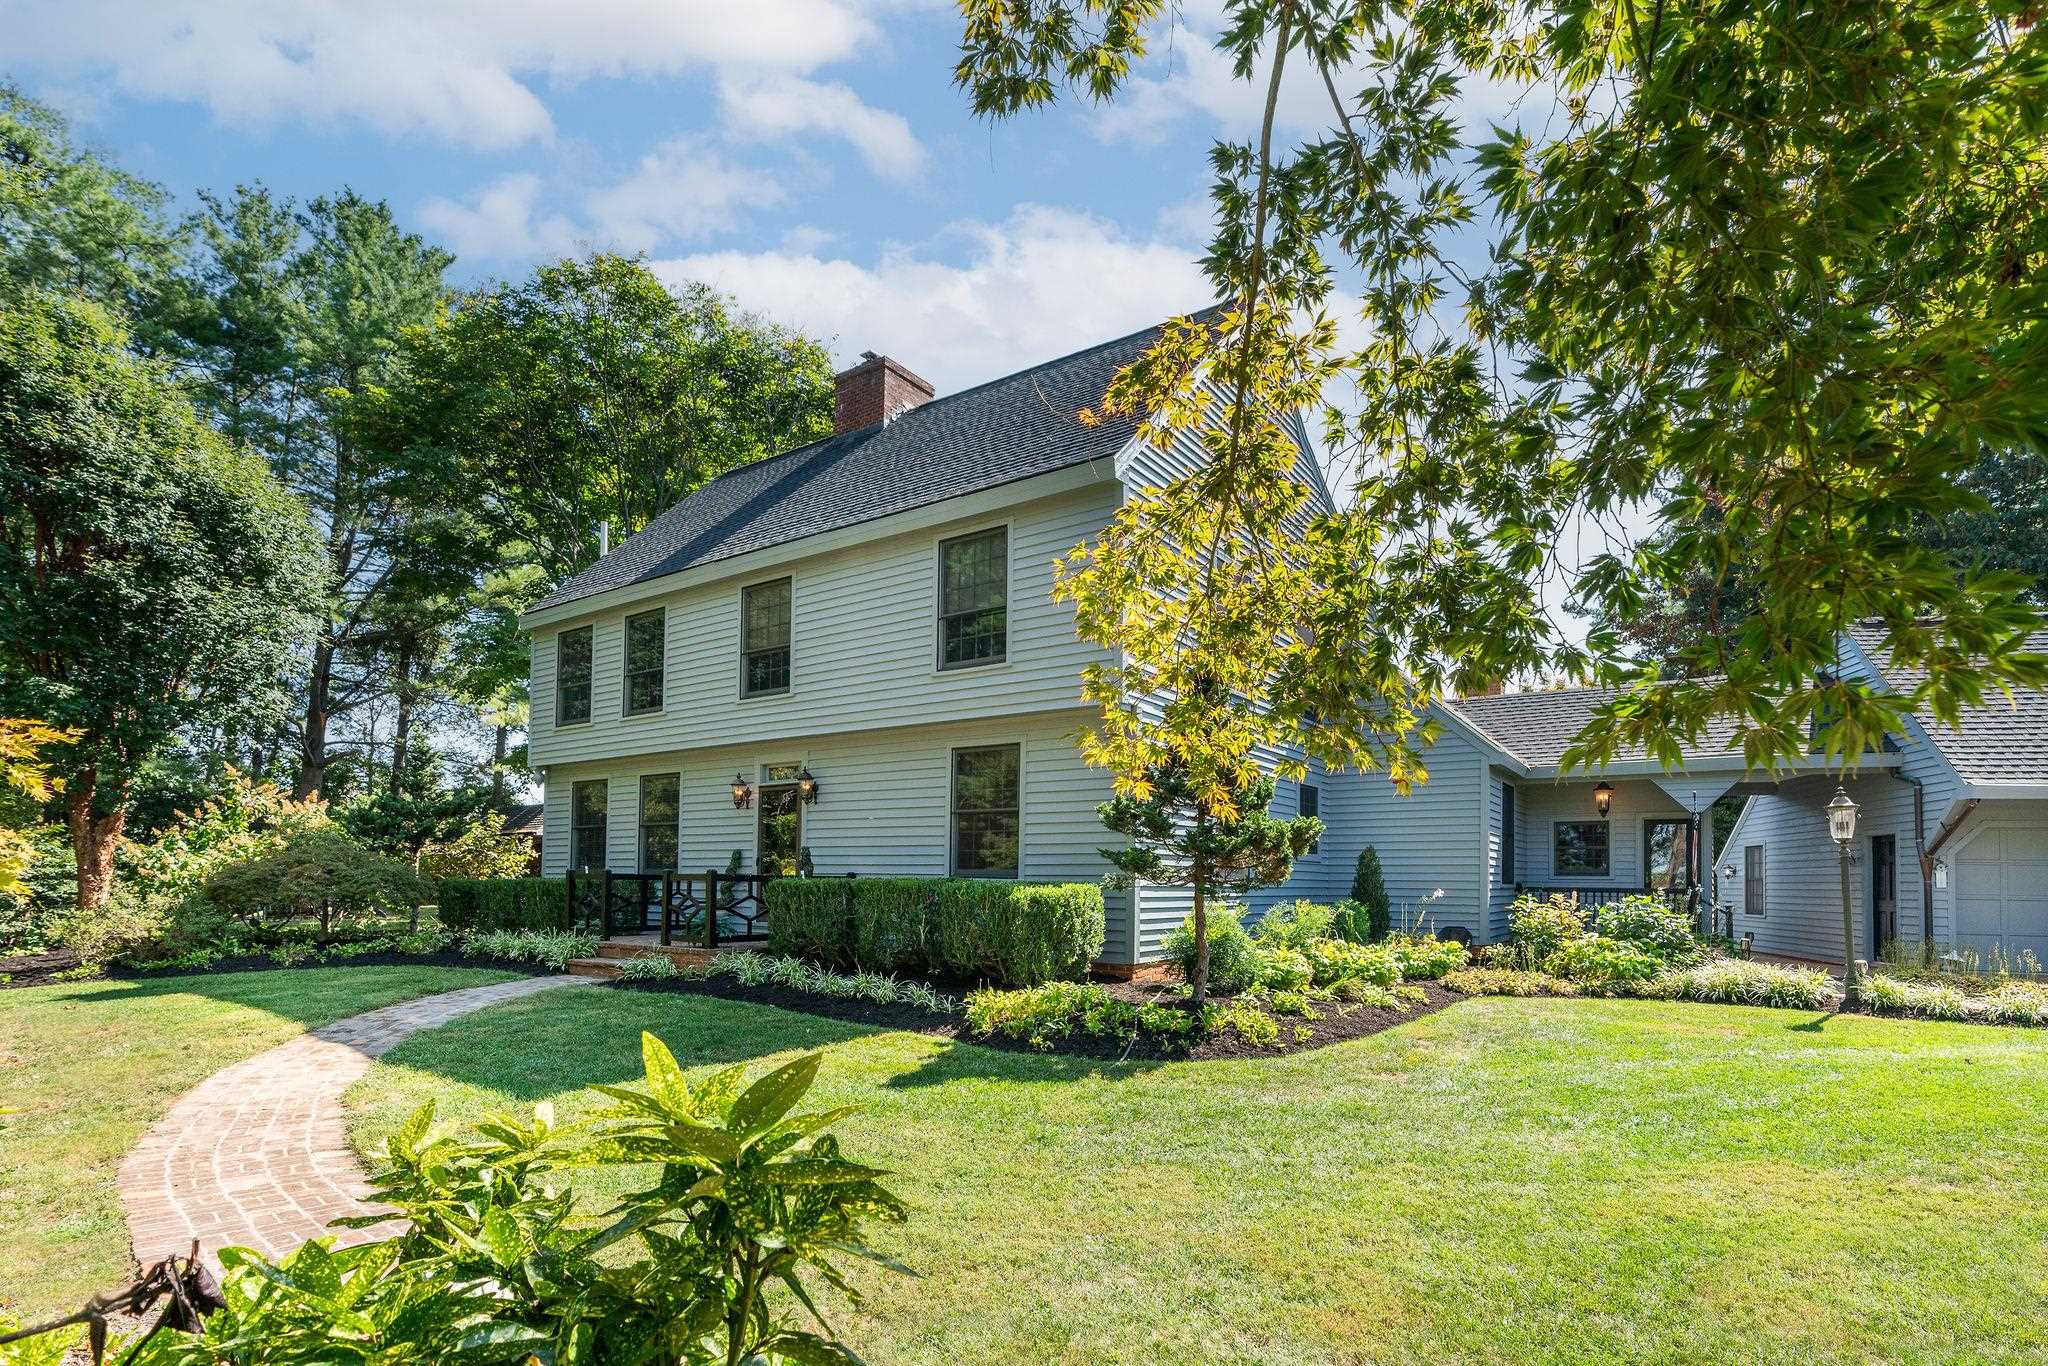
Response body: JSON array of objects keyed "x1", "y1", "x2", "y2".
[
  {"x1": 418, "y1": 140, "x2": 784, "y2": 263},
  {"x1": 6, "y1": 0, "x2": 886, "y2": 149},
  {"x1": 717, "y1": 74, "x2": 928, "y2": 183},
  {"x1": 584, "y1": 137, "x2": 787, "y2": 251},
  {"x1": 650, "y1": 204, "x2": 1215, "y2": 394},
  {"x1": 418, "y1": 173, "x2": 583, "y2": 263}
]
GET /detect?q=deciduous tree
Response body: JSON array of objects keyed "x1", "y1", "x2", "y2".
[{"x1": 0, "y1": 291, "x2": 324, "y2": 910}]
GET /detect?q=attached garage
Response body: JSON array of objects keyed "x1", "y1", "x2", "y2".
[{"x1": 1953, "y1": 810, "x2": 2048, "y2": 966}]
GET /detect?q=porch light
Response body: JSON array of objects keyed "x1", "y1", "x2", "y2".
[
  {"x1": 1720, "y1": 862, "x2": 1737, "y2": 883},
  {"x1": 1593, "y1": 782, "x2": 1613, "y2": 818},
  {"x1": 730, "y1": 773, "x2": 754, "y2": 809},
  {"x1": 796, "y1": 766, "x2": 820, "y2": 804},
  {"x1": 1826, "y1": 785, "x2": 1858, "y2": 844}
]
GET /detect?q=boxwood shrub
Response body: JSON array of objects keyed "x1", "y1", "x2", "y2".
[
  {"x1": 764, "y1": 876, "x2": 1104, "y2": 986},
  {"x1": 437, "y1": 877, "x2": 568, "y2": 932}
]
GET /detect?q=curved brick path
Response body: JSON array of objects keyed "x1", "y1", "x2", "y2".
[{"x1": 118, "y1": 974, "x2": 589, "y2": 1273}]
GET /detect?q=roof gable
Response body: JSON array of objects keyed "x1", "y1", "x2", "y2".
[
  {"x1": 532, "y1": 312, "x2": 1217, "y2": 613},
  {"x1": 1843, "y1": 622, "x2": 2048, "y2": 786}
]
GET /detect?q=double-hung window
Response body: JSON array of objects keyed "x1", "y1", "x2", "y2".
[
  {"x1": 1744, "y1": 844, "x2": 1767, "y2": 916},
  {"x1": 555, "y1": 625, "x2": 593, "y2": 726},
  {"x1": 950, "y1": 744, "x2": 1020, "y2": 877},
  {"x1": 623, "y1": 610, "x2": 664, "y2": 715},
  {"x1": 1553, "y1": 821, "x2": 1610, "y2": 878},
  {"x1": 938, "y1": 528, "x2": 1007, "y2": 669},
  {"x1": 1298, "y1": 782, "x2": 1321, "y2": 853},
  {"x1": 1500, "y1": 784, "x2": 1517, "y2": 884},
  {"x1": 570, "y1": 780, "x2": 608, "y2": 872},
  {"x1": 741, "y1": 578, "x2": 792, "y2": 697},
  {"x1": 639, "y1": 774, "x2": 679, "y2": 872}
]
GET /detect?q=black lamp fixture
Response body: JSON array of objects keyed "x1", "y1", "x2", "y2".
[
  {"x1": 730, "y1": 773, "x2": 754, "y2": 809},
  {"x1": 796, "y1": 766, "x2": 820, "y2": 804},
  {"x1": 1592, "y1": 781, "x2": 1614, "y2": 819}
]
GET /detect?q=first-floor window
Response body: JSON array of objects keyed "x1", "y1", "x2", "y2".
[
  {"x1": 1744, "y1": 844, "x2": 1767, "y2": 916},
  {"x1": 571, "y1": 780, "x2": 608, "y2": 872},
  {"x1": 1553, "y1": 821, "x2": 1609, "y2": 878},
  {"x1": 639, "y1": 774, "x2": 679, "y2": 871},
  {"x1": 951, "y1": 744, "x2": 1020, "y2": 877},
  {"x1": 1298, "y1": 782, "x2": 1321, "y2": 853}
]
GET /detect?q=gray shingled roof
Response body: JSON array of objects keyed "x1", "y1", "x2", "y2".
[
  {"x1": 532, "y1": 313, "x2": 1212, "y2": 612},
  {"x1": 1847, "y1": 622, "x2": 2048, "y2": 785},
  {"x1": 1445, "y1": 686, "x2": 1747, "y2": 770}
]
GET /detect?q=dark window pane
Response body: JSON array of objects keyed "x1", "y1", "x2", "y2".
[
  {"x1": 639, "y1": 772, "x2": 679, "y2": 873},
  {"x1": 1501, "y1": 785, "x2": 1517, "y2": 884},
  {"x1": 1553, "y1": 821, "x2": 1610, "y2": 878},
  {"x1": 1745, "y1": 844, "x2": 1766, "y2": 916},
  {"x1": 622, "y1": 612, "x2": 664, "y2": 715},
  {"x1": 1299, "y1": 783, "x2": 1320, "y2": 852},
  {"x1": 938, "y1": 530, "x2": 1007, "y2": 668},
  {"x1": 571, "y1": 779, "x2": 608, "y2": 872},
  {"x1": 557, "y1": 627, "x2": 593, "y2": 725},
  {"x1": 951, "y1": 745, "x2": 1020, "y2": 877},
  {"x1": 742, "y1": 580, "x2": 793, "y2": 695}
]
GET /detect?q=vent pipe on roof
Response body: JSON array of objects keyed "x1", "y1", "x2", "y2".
[{"x1": 598, "y1": 520, "x2": 609, "y2": 557}]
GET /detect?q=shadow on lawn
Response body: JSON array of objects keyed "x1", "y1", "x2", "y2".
[{"x1": 38, "y1": 962, "x2": 523, "y2": 1029}]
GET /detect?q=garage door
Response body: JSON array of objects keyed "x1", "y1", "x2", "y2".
[{"x1": 1954, "y1": 816, "x2": 2048, "y2": 967}]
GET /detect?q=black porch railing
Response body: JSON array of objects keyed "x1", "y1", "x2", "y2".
[{"x1": 565, "y1": 869, "x2": 779, "y2": 948}]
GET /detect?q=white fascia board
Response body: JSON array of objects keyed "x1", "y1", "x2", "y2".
[
  {"x1": 1520, "y1": 750, "x2": 1904, "y2": 781},
  {"x1": 518, "y1": 461, "x2": 1118, "y2": 631}
]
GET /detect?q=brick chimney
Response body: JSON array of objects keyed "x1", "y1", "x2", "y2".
[{"x1": 833, "y1": 352, "x2": 934, "y2": 434}]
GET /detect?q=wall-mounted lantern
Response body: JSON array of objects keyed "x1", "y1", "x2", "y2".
[
  {"x1": 1593, "y1": 782, "x2": 1614, "y2": 819},
  {"x1": 730, "y1": 773, "x2": 754, "y2": 809},
  {"x1": 796, "y1": 766, "x2": 820, "y2": 804}
]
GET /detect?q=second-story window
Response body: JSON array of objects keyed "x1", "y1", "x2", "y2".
[
  {"x1": 938, "y1": 527, "x2": 1007, "y2": 670},
  {"x1": 556, "y1": 625, "x2": 593, "y2": 726},
  {"x1": 623, "y1": 609, "x2": 664, "y2": 715},
  {"x1": 741, "y1": 578, "x2": 792, "y2": 697}
]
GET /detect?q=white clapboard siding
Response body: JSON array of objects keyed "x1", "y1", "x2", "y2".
[
  {"x1": 538, "y1": 709, "x2": 1136, "y2": 962},
  {"x1": 530, "y1": 481, "x2": 1120, "y2": 769}
]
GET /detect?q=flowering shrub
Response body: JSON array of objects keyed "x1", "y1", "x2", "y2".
[{"x1": 1162, "y1": 904, "x2": 1260, "y2": 995}]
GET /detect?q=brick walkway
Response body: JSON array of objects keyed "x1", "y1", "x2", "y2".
[{"x1": 118, "y1": 974, "x2": 588, "y2": 1274}]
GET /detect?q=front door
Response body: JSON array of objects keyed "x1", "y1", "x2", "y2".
[
  {"x1": 1871, "y1": 833, "x2": 1897, "y2": 958},
  {"x1": 1643, "y1": 818, "x2": 1696, "y2": 891},
  {"x1": 756, "y1": 783, "x2": 802, "y2": 877}
]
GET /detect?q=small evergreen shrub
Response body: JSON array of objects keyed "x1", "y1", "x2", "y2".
[
  {"x1": 765, "y1": 877, "x2": 856, "y2": 964},
  {"x1": 764, "y1": 877, "x2": 1103, "y2": 986},
  {"x1": 1162, "y1": 904, "x2": 1259, "y2": 995},
  {"x1": 437, "y1": 877, "x2": 568, "y2": 932},
  {"x1": 1351, "y1": 846, "x2": 1391, "y2": 940},
  {"x1": 1253, "y1": 899, "x2": 1336, "y2": 949}
]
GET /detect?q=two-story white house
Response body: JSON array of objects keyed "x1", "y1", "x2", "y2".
[{"x1": 521, "y1": 316, "x2": 2048, "y2": 970}]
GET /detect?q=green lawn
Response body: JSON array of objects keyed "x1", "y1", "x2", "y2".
[
  {"x1": 345, "y1": 991, "x2": 2048, "y2": 1365},
  {"x1": 0, "y1": 965, "x2": 522, "y2": 1319}
]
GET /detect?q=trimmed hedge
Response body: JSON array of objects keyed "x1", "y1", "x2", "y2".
[
  {"x1": 438, "y1": 877, "x2": 568, "y2": 932},
  {"x1": 765, "y1": 876, "x2": 1104, "y2": 986}
]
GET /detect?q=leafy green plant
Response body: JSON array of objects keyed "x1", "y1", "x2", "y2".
[
  {"x1": 1646, "y1": 959, "x2": 1838, "y2": 1010},
  {"x1": 1253, "y1": 899, "x2": 1335, "y2": 950},
  {"x1": 202, "y1": 829, "x2": 428, "y2": 930},
  {"x1": 126, "y1": 1035, "x2": 904, "y2": 1364},
  {"x1": 1544, "y1": 935, "x2": 1663, "y2": 990},
  {"x1": 1162, "y1": 903, "x2": 1259, "y2": 995},
  {"x1": 1304, "y1": 938, "x2": 1400, "y2": 988},
  {"x1": 1508, "y1": 894, "x2": 1589, "y2": 963},
  {"x1": 460, "y1": 928, "x2": 596, "y2": 971},
  {"x1": 616, "y1": 953, "x2": 680, "y2": 981},
  {"x1": 1388, "y1": 934, "x2": 1467, "y2": 981},
  {"x1": 1328, "y1": 976, "x2": 1401, "y2": 1007},
  {"x1": 1269, "y1": 989, "x2": 1321, "y2": 1020},
  {"x1": 1445, "y1": 967, "x2": 1580, "y2": 998},
  {"x1": 1203, "y1": 999, "x2": 1281, "y2": 1047},
  {"x1": 1595, "y1": 895, "x2": 1701, "y2": 961},
  {"x1": 1250, "y1": 945, "x2": 1312, "y2": 992}
]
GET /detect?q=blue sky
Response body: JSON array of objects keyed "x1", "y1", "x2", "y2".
[{"x1": 3, "y1": 0, "x2": 1288, "y2": 395}]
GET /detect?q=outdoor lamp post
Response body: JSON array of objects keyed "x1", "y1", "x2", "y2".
[{"x1": 1827, "y1": 784, "x2": 1860, "y2": 1003}]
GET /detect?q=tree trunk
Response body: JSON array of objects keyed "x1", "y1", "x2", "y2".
[
  {"x1": 66, "y1": 772, "x2": 127, "y2": 914},
  {"x1": 1189, "y1": 859, "x2": 1211, "y2": 1009},
  {"x1": 490, "y1": 723, "x2": 508, "y2": 806},
  {"x1": 389, "y1": 640, "x2": 415, "y2": 795},
  {"x1": 294, "y1": 637, "x2": 335, "y2": 799}
]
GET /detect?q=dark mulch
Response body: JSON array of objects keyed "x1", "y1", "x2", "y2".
[
  {"x1": 1, "y1": 949, "x2": 558, "y2": 990},
  {"x1": 612, "y1": 972, "x2": 1465, "y2": 1062},
  {"x1": 0, "y1": 947, "x2": 83, "y2": 989}
]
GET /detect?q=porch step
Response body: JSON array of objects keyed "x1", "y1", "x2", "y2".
[
  {"x1": 567, "y1": 957, "x2": 623, "y2": 979},
  {"x1": 596, "y1": 941, "x2": 720, "y2": 966}
]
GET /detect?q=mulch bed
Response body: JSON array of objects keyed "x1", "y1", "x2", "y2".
[
  {"x1": 0, "y1": 947, "x2": 83, "y2": 989},
  {"x1": 612, "y1": 972, "x2": 1465, "y2": 1062}
]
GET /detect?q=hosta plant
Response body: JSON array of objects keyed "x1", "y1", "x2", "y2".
[{"x1": 124, "y1": 1033, "x2": 906, "y2": 1364}]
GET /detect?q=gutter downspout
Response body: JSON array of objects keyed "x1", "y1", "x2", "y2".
[{"x1": 1888, "y1": 771, "x2": 1935, "y2": 943}]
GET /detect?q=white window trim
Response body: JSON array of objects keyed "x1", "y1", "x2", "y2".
[
  {"x1": 947, "y1": 740, "x2": 1025, "y2": 879},
  {"x1": 621, "y1": 608, "x2": 666, "y2": 719},
  {"x1": 736, "y1": 575, "x2": 795, "y2": 702},
  {"x1": 932, "y1": 520, "x2": 1015, "y2": 676},
  {"x1": 554, "y1": 624, "x2": 595, "y2": 728},
  {"x1": 1551, "y1": 818, "x2": 1612, "y2": 880}
]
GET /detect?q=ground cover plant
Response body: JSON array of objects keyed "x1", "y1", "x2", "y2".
[
  {"x1": 0, "y1": 965, "x2": 524, "y2": 1322},
  {"x1": 344, "y1": 986, "x2": 2048, "y2": 1363}
]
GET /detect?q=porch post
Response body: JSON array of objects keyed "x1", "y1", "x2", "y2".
[
  {"x1": 1696, "y1": 805, "x2": 1718, "y2": 935},
  {"x1": 599, "y1": 868, "x2": 612, "y2": 942}
]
